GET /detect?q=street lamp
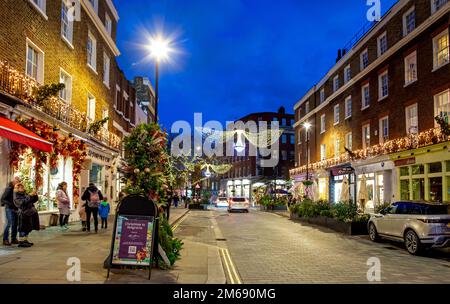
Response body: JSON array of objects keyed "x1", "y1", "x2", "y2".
[
  {"x1": 304, "y1": 122, "x2": 312, "y2": 181},
  {"x1": 148, "y1": 35, "x2": 172, "y2": 123}
]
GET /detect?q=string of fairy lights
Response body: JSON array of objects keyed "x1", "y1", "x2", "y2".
[
  {"x1": 0, "y1": 59, "x2": 121, "y2": 149},
  {"x1": 290, "y1": 127, "x2": 448, "y2": 176}
]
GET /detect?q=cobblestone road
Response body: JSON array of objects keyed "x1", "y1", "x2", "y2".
[{"x1": 213, "y1": 210, "x2": 450, "y2": 284}]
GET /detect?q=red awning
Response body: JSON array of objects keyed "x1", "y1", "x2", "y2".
[{"x1": 0, "y1": 116, "x2": 53, "y2": 152}]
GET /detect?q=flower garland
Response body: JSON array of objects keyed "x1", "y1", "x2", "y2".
[{"x1": 10, "y1": 118, "x2": 88, "y2": 201}]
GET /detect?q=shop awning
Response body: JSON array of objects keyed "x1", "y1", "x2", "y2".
[{"x1": 0, "y1": 116, "x2": 53, "y2": 152}]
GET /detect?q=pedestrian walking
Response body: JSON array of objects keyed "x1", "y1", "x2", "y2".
[
  {"x1": 99, "y1": 197, "x2": 110, "y2": 229},
  {"x1": 56, "y1": 182, "x2": 71, "y2": 230},
  {"x1": 173, "y1": 194, "x2": 179, "y2": 208},
  {"x1": 1, "y1": 176, "x2": 20, "y2": 246},
  {"x1": 13, "y1": 183, "x2": 39, "y2": 248},
  {"x1": 81, "y1": 183, "x2": 103, "y2": 233}
]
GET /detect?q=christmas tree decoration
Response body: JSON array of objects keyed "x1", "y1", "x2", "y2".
[{"x1": 120, "y1": 123, "x2": 171, "y2": 203}]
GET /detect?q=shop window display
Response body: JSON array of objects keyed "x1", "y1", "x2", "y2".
[
  {"x1": 429, "y1": 177, "x2": 443, "y2": 202},
  {"x1": 377, "y1": 174, "x2": 384, "y2": 205},
  {"x1": 16, "y1": 150, "x2": 73, "y2": 212},
  {"x1": 358, "y1": 174, "x2": 375, "y2": 209},
  {"x1": 90, "y1": 164, "x2": 104, "y2": 192}
]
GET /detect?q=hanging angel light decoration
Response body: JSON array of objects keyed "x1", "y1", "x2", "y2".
[
  {"x1": 196, "y1": 126, "x2": 284, "y2": 154},
  {"x1": 200, "y1": 163, "x2": 233, "y2": 178}
]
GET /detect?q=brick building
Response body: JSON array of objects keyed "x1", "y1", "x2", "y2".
[
  {"x1": 134, "y1": 76, "x2": 157, "y2": 123},
  {"x1": 218, "y1": 107, "x2": 295, "y2": 201},
  {"x1": 290, "y1": 0, "x2": 450, "y2": 210},
  {"x1": 0, "y1": 0, "x2": 139, "y2": 226}
]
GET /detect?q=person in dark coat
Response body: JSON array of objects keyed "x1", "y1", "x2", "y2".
[
  {"x1": 13, "y1": 183, "x2": 39, "y2": 248},
  {"x1": 81, "y1": 183, "x2": 103, "y2": 233},
  {"x1": 2, "y1": 177, "x2": 20, "y2": 246}
]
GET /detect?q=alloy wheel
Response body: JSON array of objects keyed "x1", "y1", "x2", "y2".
[{"x1": 405, "y1": 231, "x2": 419, "y2": 254}]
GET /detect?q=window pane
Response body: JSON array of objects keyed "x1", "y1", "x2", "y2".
[
  {"x1": 400, "y1": 167, "x2": 409, "y2": 176},
  {"x1": 446, "y1": 161, "x2": 450, "y2": 172},
  {"x1": 411, "y1": 164, "x2": 424, "y2": 175},
  {"x1": 429, "y1": 162, "x2": 442, "y2": 173},
  {"x1": 429, "y1": 177, "x2": 443, "y2": 202},
  {"x1": 400, "y1": 180, "x2": 410, "y2": 200},
  {"x1": 412, "y1": 178, "x2": 425, "y2": 201}
]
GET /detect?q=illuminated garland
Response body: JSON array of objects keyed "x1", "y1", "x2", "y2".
[
  {"x1": 0, "y1": 59, "x2": 120, "y2": 149},
  {"x1": 290, "y1": 127, "x2": 448, "y2": 176}
]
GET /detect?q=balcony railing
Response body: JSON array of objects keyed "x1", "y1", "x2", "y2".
[{"x1": 0, "y1": 59, "x2": 121, "y2": 150}]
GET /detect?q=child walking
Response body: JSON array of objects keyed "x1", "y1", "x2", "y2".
[
  {"x1": 78, "y1": 203, "x2": 87, "y2": 231},
  {"x1": 99, "y1": 197, "x2": 110, "y2": 229}
]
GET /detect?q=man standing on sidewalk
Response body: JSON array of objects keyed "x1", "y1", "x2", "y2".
[{"x1": 1, "y1": 176, "x2": 20, "y2": 246}]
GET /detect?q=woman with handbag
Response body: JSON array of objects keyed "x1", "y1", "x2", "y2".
[
  {"x1": 13, "y1": 183, "x2": 39, "y2": 248},
  {"x1": 56, "y1": 182, "x2": 71, "y2": 230}
]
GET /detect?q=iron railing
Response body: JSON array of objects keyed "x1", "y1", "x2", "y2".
[{"x1": 0, "y1": 59, "x2": 121, "y2": 150}]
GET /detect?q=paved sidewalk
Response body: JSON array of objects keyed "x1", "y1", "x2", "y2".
[{"x1": 0, "y1": 207, "x2": 224, "y2": 284}]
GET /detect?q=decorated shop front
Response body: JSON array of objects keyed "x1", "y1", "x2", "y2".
[
  {"x1": 393, "y1": 142, "x2": 450, "y2": 203},
  {"x1": 328, "y1": 164, "x2": 356, "y2": 204},
  {"x1": 9, "y1": 118, "x2": 88, "y2": 222},
  {"x1": 352, "y1": 155, "x2": 395, "y2": 211}
]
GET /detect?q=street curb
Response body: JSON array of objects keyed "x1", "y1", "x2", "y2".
[{"x1": 169, "y1": 209, "x2": 190, "y2": 228}]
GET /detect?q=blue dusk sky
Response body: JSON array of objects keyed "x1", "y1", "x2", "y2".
[{"x1": 113, "y1": 0, "x2": 397, "y2": 130}]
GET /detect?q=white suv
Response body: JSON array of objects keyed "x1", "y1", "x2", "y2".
[{"x1": 368, "y1": 202, "x2": 450, "y2": 255}]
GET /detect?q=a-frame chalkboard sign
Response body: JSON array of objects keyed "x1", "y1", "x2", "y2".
[{"x1": 106, "y1": 194, "x2": 158, "y2": 280}]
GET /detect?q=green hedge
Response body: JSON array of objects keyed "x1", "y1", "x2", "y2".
[{"x1": 290, "y1": 199, "x2": 370, "y2": 223}]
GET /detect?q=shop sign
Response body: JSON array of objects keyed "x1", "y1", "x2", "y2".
[
  {"x1": 331, "y1": 166, "x2": 354, "y2": 176},
  {"x1": 88, "y1": 150, "x2": 112, "y2": 163},
  {"x1": 395, "y1": 157, "x2": 416, "y2": 167}
]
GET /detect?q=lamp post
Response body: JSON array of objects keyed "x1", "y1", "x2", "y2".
[
  {"x1": 304, "y1": 122, "x2": 312, "y2": 181},
  {"x1": 148, "y1": 36, "x2": 171, "y2": 124}
]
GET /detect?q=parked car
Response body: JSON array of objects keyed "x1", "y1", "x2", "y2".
[
  {"x1": 215, "y1": 197, "x2": 229, "y2": 208},
  {"x1": 228, "y1": 197, "x2": 250, "y2": 213},
  {"x1": 368, "y1": 201, "x2": 450, "y2": 255}
]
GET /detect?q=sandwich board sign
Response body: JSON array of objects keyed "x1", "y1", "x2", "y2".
[{"x1": 106, "y1": 194, "x2": 158, "y2": 280}]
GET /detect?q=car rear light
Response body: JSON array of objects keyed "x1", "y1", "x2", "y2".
[{"x1": 418, "y1": 219, "x2": 449, "y2": 224}]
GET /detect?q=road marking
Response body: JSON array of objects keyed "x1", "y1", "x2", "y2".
[
  {"x1": 171, "y1": 211, "x2": 190, "y2": 232},
  {"x1": 220, "y1": 248, "x2": 235, "y2": 284},
  {"x1": 220, "y1": 248, "x2": 242, "y2": 284}
]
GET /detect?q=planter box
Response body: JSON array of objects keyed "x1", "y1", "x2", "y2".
[
  {"x1": 188, "y1": 204, "x2": 205, "y2": 210},
  {"x1": 261, "y1": 205, "x2": 288, "y2": 211},
  {"x1": 289, "y1": 213, "x2": 368, "y2": 235}
]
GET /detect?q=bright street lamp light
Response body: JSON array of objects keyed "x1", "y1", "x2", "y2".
[
  {"x1": 148, "y1": 36, "x2": 171, "y2": 62},
  {"x1": 147, "y1": 35, "x2": 172, "y2": 124}
]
